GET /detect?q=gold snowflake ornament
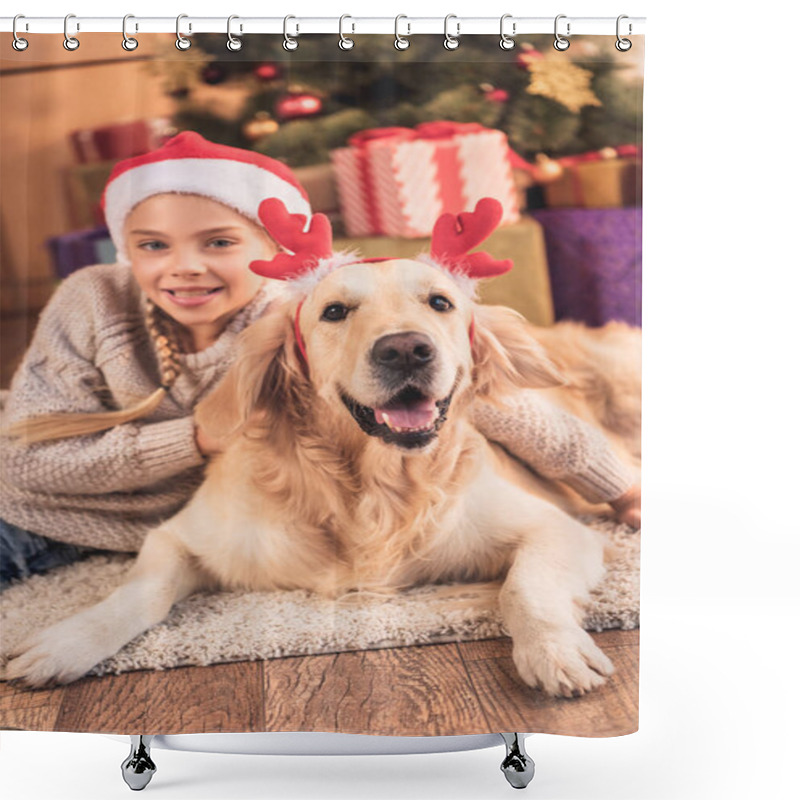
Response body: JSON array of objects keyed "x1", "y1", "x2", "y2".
[{"x1": 526, "y1": 59, "x2": 602, "y2": 113}]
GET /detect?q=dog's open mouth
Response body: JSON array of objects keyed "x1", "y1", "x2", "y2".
[{"x1": 341, "y1": 384, "x2": 455, "y2": 449}]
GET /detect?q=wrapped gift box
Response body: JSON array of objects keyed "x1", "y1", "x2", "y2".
[
  {"x1": 332, "y1": 122, "x2": 519, "y2": 239},
  {"x1": 542, "y1": 147, "x2": 642, "y2": 209},
  {"x1": 532, "y1": 208, "x2": 641, "y2": 327},
  {"x1": 70, "y1": 118, "x2": 173, "y2": 164},
  {"x1": 333, "y1": 216, "x2": 552, "y2": 326},
  {"x1": 46, "y1": 227, "x2": 115, "y2": 279}
]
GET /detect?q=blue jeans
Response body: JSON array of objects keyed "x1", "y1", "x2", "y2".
[{"x1": 0, "y1": 518, "x2": 101, "y2": 591}]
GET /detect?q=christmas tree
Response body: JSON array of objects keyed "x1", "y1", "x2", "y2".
[{"x1": 149, "y1": 34, "x2": 642, "y2": 169}]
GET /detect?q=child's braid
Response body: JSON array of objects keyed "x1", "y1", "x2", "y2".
[{"x1": 144, "y1": 300, "x2": 183, "y2": 390}]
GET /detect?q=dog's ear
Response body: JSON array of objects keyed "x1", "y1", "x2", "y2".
[
  {"x1": 471, "y1": 304, "x2": 566, "y2": 398},
  {"x1": 195, "y1": 302, "x2": 307, "y2": 441}
]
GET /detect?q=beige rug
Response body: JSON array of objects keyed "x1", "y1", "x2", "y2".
[{"x1": 0, "y1": 518, "x2": 638, "y2": 679}]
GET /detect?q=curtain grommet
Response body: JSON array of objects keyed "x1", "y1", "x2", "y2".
[
  {"x1": 553, "y1": 14, "x2": 570, "y2": 51},
  {"x1": 175, "y1": 14, "x2": 191, "y2": 50},
  {"x1": 339, "y1": 15, "x2": 355, "y2": 50},
  {"x1": 394, "y1": 15, "x2": 410, "y2": 50},
  {"x1": 283, "y1": 15, "x2": 299, "y2": 51},
  {"x1": 63, "y1": 13, "x2": 80, "y2": 51},
  {"x1": 443, "y1": 14, "x2": 460, "y2": 51},
  {"x1": 122, "y1": 14, "x2": 138, "y2": 51},
  {"x1": 12, "y1": 14, "x2": 29, "y2": 51},
  {"x1": 226, "y1": 15, "x2": 243, "y2": 51},
  {"x1": 616, "y1": 15, "x2": 633, "y2": 51},
  {"x1": 499, "y1": 14, "x2": 515, "y2": 50}
]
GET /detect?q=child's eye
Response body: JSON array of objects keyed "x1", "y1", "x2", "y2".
[
  {"x1": 138, "y1": 240, "x2": 168, "y2": 251},
  {"x1": 208, "y1": 238, "x2": 236, "y2": 248}
]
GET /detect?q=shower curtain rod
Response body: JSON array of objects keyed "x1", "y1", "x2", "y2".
[{"x1": 1, "y1": 16, "x2": 645, "y2": 37}]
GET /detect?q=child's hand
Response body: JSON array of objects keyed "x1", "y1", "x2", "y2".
[
  {"x1": 194, "y1": 417, "x2": 225, "y2": 457},
  {"x1": 610, "y1": 485, "x2": 641, "y2": 529}
]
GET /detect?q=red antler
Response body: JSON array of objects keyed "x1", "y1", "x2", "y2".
[
  {"x1": 249, "y1": 197, "x2": 334, "y2": 280},
  {"x1": 430, "y1": 197, "x2": 513, "y2": 279}
]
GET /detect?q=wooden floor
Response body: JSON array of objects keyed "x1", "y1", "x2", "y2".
[{"x1": 0, "y1": 630, "x2": 637, "y2": 737}]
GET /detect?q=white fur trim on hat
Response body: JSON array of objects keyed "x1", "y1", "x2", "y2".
[{"x1": 105, "y1": 158, "x2": 312, "y2": 265}]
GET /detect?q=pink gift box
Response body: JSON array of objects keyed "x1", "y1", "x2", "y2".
[{"x1": 332, "y1": 121, "x2": 519, "y2": 238}]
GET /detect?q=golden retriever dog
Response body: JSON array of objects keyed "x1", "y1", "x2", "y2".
[{"x1": 5, "y1": 199, "x2": 640, "y2": 697}]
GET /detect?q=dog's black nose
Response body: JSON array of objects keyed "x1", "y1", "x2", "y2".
[{"x1": 372, "y1": 332, "x2": 436, "y2": 371}]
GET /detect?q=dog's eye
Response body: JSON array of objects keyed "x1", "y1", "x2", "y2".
[
  {"x1": 429, "y1": 295, "x2": 454, "y2": 312},
  {"x1": 322, "y1": 303, "x2": 349, "y2": 322}
]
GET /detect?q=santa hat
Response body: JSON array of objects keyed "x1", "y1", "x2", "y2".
[{"x1": 101, "y1": 131, "x2": 311, "y2": 266}]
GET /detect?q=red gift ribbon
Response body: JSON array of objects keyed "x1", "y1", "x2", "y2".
[
  {"x1": 414, "y1": 122, "x2": 491, "y2": 215},
  {"x1": 413, "y1": 120, "x2": 487, "y2": 139},
  {"x1": 347, "y1": 127, "x2": 417, "y2": 147}
]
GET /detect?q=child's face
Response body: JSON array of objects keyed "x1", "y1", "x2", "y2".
[{"x1": 125, "y1": 193, "x2": 278, "y2": 348}]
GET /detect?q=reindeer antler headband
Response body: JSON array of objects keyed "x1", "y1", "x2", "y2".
[{"x1": 249, "y1": 196, "x2": 513, "y2": 361}]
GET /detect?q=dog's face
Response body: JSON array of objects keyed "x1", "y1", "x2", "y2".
[
  {"x1": 195, "y1": 258, "x2": 566, "y2": 451},
  {"x1": 298, "y1": 259, "x2": 474, "y2": 450}
]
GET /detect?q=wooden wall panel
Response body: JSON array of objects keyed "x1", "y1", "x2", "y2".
[{"x1": 0, "y1": 34, "x2": 177, "y2": 312}]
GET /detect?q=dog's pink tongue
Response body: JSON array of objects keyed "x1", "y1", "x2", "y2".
[{"x1": 374, "y1": 398, "x2": 437, "y2": 430}]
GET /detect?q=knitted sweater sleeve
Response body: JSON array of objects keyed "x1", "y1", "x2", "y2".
[
  {"x1": 473, "y1": 390, "x2": 635, "y2": 504},
  {"x1": 0, "y1": 275, "x2": 206, "y2": 495}
]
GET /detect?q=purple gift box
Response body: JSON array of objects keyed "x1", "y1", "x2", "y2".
[
  {"x1": 531, "y1": 208, "x2": 642, "y2": 328},
  {"x1": 46, "y1": 226, "x2": 115, "y2": 279}
]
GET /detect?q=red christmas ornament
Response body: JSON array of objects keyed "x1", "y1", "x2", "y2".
[
  {"x1": 275, "y1": 93, "x2": 323, "y2": 121},
  {"x1": 479, "y1": 83, "x2": 509, "y2": 104},
  {"x1": 200, "y1": 63, "x2": 227, "y2": 85},
  {"x1": 515, "y1": 44, "x2": 545, "y2": 68},
  {"x1": 485, "y1": 87, "x2": 509, "y2": 104},
  {"x1": 254, "y1": 62, "x2": 281, "y2": 82}
]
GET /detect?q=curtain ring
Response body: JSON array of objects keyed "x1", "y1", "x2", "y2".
[
  {"x1": 63, "y1": 13, "x2": 80, "y2": 51},
  {"x1": 283, "y1": 15, "x2": 299, "y2": 51},
  {"x1": 175, "y1": 14, "x2": 191, "y2": 50},
  {"x1": 339, "y1": 15, "x2": 355, "y2": 50},
  {"x1": 553, "y1": 14, "x2": 570, "y2": 51},
  {"x1": 394, "y1": 15, "x2": 410, "y2": 50},
  {"x1": 227, "y1": 15, "x2": 243, "y2": 51},
  {"x1": 122, "y1": 14, "x2": 138, "y2": 51},
  {"x1": 616, "y1": 15, "x2": 632, "y2": 51},
  {"x1": 443, "y1": 14, "x2": 460, "y2": 51},
  {"x1": 12, "y1": 15, "x2": 29, "y2": 51},
  {"x1": 499, "y1": 14, "x2": 515, "y2": 50}
]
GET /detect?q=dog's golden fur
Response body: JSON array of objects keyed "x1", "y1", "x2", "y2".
[{"x1": 6, "y1": 259, "x2": 640, "y2": 697}]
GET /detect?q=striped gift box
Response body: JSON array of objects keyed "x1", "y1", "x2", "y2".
[{"x1": 331, "y1": 122, "x2": 519, "y2": 238}]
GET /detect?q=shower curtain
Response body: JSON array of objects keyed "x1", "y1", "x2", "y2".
[{"x1": 0, "y1": 26, "x2": 642, "y2": 746}]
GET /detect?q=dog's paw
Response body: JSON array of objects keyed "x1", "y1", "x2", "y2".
[
  {"x1": 511, "y1": 623, "x2": 614, "y2": 698},
  {"x1": 3, "y1": 620, "x2": 106, "y2": 688}
]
